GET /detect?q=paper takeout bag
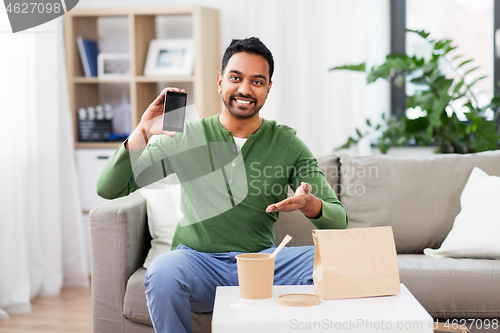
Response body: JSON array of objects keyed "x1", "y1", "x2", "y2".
[{"x1": 312, "y1": 226, "x2": 400, "y2": 299}]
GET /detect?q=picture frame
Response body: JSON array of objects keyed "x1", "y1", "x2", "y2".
[
  {"x1": 143, "y1": 39, "x2": 195, "y2": 77},
  {"x1": 97, "y1": 53, "x2": 130, "y2": 78}
]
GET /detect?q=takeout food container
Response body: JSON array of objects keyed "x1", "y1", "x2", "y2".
[
  {"x1": 277, "y1": 293, "x2": 321, "y2": 306},
  {"x1": 236, "y1": 253, "x2": 275, "y2": 299},
  {"x1": 313, "y1": 226, "x2": 401, "y2": 299}
]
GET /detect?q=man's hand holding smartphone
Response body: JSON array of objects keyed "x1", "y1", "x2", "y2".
[{"x1": 126, "y1": 87, "x2": 185, "y2": 151}]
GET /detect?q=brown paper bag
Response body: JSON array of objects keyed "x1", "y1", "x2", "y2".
[{"x1": 312, "y1": 226, "x2": 400, "y2": 299}]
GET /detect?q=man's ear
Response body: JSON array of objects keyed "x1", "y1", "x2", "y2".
[
  {"x1": 267, "y1": 80, "x2": 273, "y2": 94},
  {"x1": 217, "y1": 72, "x2": 222, "y2": 93}
]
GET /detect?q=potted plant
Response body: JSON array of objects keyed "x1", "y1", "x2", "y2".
[{"x1": 331, "y1": 29, "x2": 500, "y2": 154}]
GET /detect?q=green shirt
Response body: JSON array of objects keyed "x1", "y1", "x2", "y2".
[{"x1": 96, "y1": 114, "x2": 347, "y2": 253}]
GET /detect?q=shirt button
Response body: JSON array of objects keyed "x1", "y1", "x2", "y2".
[
  {"x1": 229, "y1": 179, "x2": 233, "y2": 184},
  {"x1": 233, "y1": 148, "x2": 237, "y2": 152},
  {"x1": 232, "y1": 163, "x2": 236, "y2": 167}
]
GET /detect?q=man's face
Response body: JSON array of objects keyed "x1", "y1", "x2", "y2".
[{"x1": 217, "y1": 52, "x2": 272, "y2": 119}]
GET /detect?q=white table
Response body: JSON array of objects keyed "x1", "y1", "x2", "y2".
[{"x1": 212, "y1": 284, "x2": 434, "y2": 333}]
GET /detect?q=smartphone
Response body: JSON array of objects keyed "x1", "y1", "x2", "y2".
[{"x1": 163, "y1": 91, "x2": 187, "y2": 132}]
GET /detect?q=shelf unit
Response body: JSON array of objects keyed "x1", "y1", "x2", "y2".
[{"x1": 64, "y1": 6, "x2": 221, "y2": 149}]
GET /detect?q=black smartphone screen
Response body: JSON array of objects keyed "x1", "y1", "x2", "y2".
[{"x1": 163, "y1": 91, "x2": 187, "y2": 132}]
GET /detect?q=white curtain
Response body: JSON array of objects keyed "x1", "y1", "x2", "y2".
[
  {"x1": 243, "y1": 0, "x2": 391, "y2": 157},
  {"x1": 0, "y1": 14, "x2": 89, "y2": 319}
]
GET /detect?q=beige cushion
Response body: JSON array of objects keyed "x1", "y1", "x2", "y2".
[
  {"x1": 339, "y1": 150, "x2": 500, "y2": 253},
  {"x1": 123, "y1": 269, "x2": 152, "y2": 326},
  {"x1": 398, "y1": 254, "x2": 500, "y2": 318},
  {"x1": 424, "y1": 167, "x2": 500, "y2": 259},
  {"x1": 139, "y1": 183, "x2": 182, "y2": 268},
  {"x1": 275, "y1": 210, "x2": 315, "y2": 247},
  {"x1": 123, "y1": 268, "x2": 212, "y2": 331},
  {"x1": 317, "y1": 154, "x2": 340, "y2": 197}
]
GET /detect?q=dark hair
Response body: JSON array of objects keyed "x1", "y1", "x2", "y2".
[{"x1": 221, "y1": 37, "x2": 274, "y2": 81}]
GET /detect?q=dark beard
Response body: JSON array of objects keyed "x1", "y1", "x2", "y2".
[{"x1": 222, "y1": 94, "x2": 261, "y2": 119}]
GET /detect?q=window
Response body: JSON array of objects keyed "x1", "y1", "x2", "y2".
[{"x1": 391, "y1": 0, "x2": 497, "y2": 119}]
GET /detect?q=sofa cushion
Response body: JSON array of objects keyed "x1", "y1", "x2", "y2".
[
  {"x1": 139, "y1": 183, "x2": 182, "y2": 269},
  {"x1": 317, "y1": 154, "x2": 341, "y2": 198},
  {"x1": 424, "y1": 167, "x2": 500, "y2": 259},
  {"x1": 274, "y1": 210, "x2": 315, "y2": 247},
  {"x1": 339, "y1": 150, "x2": 500, "y2": 253},
  {"x1": 398, "y1": 254, "x2": 500, "y2": 319},
  {"x1": 123, "y1": 268, "x2": 212, "y2": 330}
]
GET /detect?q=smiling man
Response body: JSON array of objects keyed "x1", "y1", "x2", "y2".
[
  {"x1": 220, "y1": 52, "x2": 269, "y2": 119},
  {"x1": 97, "y1": 37, "x2": 347, "y2": 333}
]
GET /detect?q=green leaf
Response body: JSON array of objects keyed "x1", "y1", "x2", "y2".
[
  {"x1": 433, "y1": 76, "x2": 450, "y2": 90},
  {"x1": 411, "y1": 92, "x2": 434, "y2": 111},
  {"x1": 468, "y1": 75, "x2": 487, "y2": 88},
  {"x1": 366, "y1": 119, "x2": 372, "y2": 126},
  {"x1": 453, "y1": 80, "x2": 464, "y2": 94},
  {"x1": 407, "y1": 29, "x2": 430, "y2": 39},
  {"x1": 434, "y1": 39, "x2": 455, "y2": 54},
  {"x1": 396, "y1": 136, "x2": 407, "y2": 146},
  {"x1": 426, "y1": 126, "x2": 433, "y2": 138},
  {"x1": 457, "y1": 59, "x2": 473, "y2": 68},
  {"x1": 410, "y1": 77, "x2": 429, "y2": 85},
  {"x1": 335, "y1": 137, "x2": 358, "y2": 151},
  {"x1": 329, "y1": 63, "x2": 366, "y2": 72},
  {"x1": 356, "y1": 129, "x2": 363, "y2": 138},
  {"x1": 489, "y1": 94, "x2": 500, "y2": 106},
  {"x1": 443, "y1": 45, "x2": 457, "y2": 54},
  {"x1": 463, "y1": 67, "x2": 479, "y2": 76}
]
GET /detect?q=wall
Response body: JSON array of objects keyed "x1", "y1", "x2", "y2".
[{"x1": 77, "y1": 0, "x2": 250, "y2": 54}]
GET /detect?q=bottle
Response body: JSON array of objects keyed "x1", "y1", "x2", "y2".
[
  {"x1": 112, "y1": 90, "x2": 131, "y2": 136},
  {"x1": 104, "y1": 103, "x2": 113, "y2": 120},
  {"x1": 78, "y1": 107, "x2": 87, "y2": 121},
  {"x1": 87, "y1": 106, "x2": 96, "y2": 121},
  {"x1": 95, "y1": 105, "x2": 104, "y2": 120}
]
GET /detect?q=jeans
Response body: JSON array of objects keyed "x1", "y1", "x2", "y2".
[{"x1": 144, "y1": 243, "x2": 316, "y2": 333}]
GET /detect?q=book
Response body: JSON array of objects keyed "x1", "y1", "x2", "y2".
[{"x1": 77, "y1": 36, "x2": 99, "y2": 77}]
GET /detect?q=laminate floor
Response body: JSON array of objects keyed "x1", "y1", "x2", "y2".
[{"x1": 0, "y1": 285, "x2": 92, "y2": 333}]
